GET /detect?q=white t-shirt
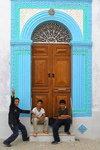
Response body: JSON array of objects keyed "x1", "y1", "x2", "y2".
[{"x1": 32, "y1": 107, "x2": 45, "y2": 117}]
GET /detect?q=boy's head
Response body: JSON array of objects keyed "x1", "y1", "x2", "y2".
[
  {"x1": 37, "y1": 99, "x2": 43, "y2": 108},
  {"x1": 59, "y1": 99, "x2": 66, "y2": 109},
  {"x1": 14, "y1": 98, "x2": 20, "y2": 106}
]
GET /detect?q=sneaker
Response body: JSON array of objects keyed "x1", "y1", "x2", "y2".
[
  {"x1": 51, "y1": 141, "x2": 60, "y2": 144},
  {"x1": 3, "y1": 141, "x2": 11, "y2": 147},
  {"x1": 23, "y1": 137, "x2": 29, "y2": 141},
  {"x1": 66, "y1": 131, "x2": 71, "y2": 135}
]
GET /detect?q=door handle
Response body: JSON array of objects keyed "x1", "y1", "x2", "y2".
[
  {"x1": 58, "y1": 89, "x2": 66, "y2": 91},
  {"x1": 52, "y1": 74, "x2": 54, "y2": 78},
  {"x1": 48, "y1": 73, "x2": 50, "y2": 78}
]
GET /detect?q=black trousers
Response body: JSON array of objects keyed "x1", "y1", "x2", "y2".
[
  {"x1": 52, "y1": 118, "x2": 71, "y2": 142},
  {"x1": 5, "y1": 122, "x2": 28, "y2": 144}
]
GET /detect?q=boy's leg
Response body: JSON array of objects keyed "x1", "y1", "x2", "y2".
[
  {"x1": 4, "y1": 124, "x2": 19, "y2": 144},
  {"x1": 52, "y1": 120, "x2": 64, "y2": 142},
  {"x1": 64, "y1": 118, "x2": 72, "y2": 132},
  {"x1": 43, "y1": 117, "x2": 49, "y2": 133},
  {"x1": 33, "y1": 118, "x2": 39, "y2": 136},
  {"x1": 18, "y1": 122, "x2": 28, "y2": 141}
]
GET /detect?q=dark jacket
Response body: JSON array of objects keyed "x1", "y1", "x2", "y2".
[{"x1": 8, "y1": 96, "x2": 30, "y2": 125}]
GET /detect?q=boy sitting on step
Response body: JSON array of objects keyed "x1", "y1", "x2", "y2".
[
  {"x1": 52, "y1": 99, "x2": 72, "y2": 145},
  {"x1": 32, "y1": 100, "x2": 49, "y2": 137}
]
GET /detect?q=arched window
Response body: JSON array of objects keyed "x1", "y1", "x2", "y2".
[{"x1": 31, "y1": 22, "x2": 71, "y2": 43}]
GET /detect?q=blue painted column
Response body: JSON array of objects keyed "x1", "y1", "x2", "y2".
[
  {"x1": 70, "y1": 41, "x2": 92, "y2": 117},
  {"x1": 11, "y1": 40, "x2": 32, "y2": 117}
]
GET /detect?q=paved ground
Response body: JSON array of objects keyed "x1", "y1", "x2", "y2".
[{"x1": 1, "y1": 138, "x2": 100, "y2": 150}]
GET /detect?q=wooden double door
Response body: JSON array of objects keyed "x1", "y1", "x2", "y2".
[{"x1": 31, "y1": 43, "x2": 71, "y2": 118}]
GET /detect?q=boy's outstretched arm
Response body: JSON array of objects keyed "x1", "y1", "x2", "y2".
[
  {"x1": 19, "y1": 108, "x2": 32, "y2": 114},
  {"x1": 11, "y1": 89, "x2": 15, "y2": 106}
]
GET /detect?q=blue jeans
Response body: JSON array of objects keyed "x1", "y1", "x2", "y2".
[
  {"x1": 5, "y1": 122, "x2": 28, "y2": 144},
  {"x1": 52, "y1": 118, "x2": 71, "y2": 142}
]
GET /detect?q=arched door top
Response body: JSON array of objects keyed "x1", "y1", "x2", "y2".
[
  {"x1": 21, "y1": 10, "x2": 83, "y2": 41},
  {"x1": 31, "y1": 22, "x2": 71, "y2": 43}
]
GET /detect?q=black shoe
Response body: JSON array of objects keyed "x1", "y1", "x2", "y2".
[
  {"x1": 23, "y1": 137, "x2": 29, "y2": 141},
  {"x1": 3, "y1": 141, "x2": 11, "y2": 147},
  {"x1": 66, "y1": 131, "x2": 71, "y2": 135},
  {"x1": 51, "y1": 141, "x2": 60, "y2": 145}
]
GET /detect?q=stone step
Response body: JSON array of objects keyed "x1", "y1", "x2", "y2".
[
  {"x1": 30, "y1": 124, "x2": 73, "y2": 132},
  {"x1": 30, "y1": 131, "x2": 75, "y2": 142}
]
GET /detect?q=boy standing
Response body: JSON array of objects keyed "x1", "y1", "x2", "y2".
[
  {"x1": 32, "y1": 100, "x2": 49, "y2": 137},
  {"x1": 3, "y1": 89, "x2": 32, "y2": 147},
  {"x1": 52, "y1": 99, "x2": 72, "y2": 144}
]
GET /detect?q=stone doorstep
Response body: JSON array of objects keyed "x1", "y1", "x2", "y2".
[
  {"x1": 30, "y1": 131, "x2": 75, "y2": 142},
  {"x1": 30, "y1": 124, "x2": 73, "y2": 132},
  {"x1": 31, "y1": 123, "x2": 73, "y2": 126},
  {"x1": 30, "y1": 131, "x2": 75, "y2": 136}
]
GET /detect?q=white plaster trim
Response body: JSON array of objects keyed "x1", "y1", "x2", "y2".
[{"x1": 20, "y1": 9, "x2": 83, "y2": 35}]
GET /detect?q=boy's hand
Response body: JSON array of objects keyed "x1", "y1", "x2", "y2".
[
  {"x1": 39, "y1": 116, "x2": 43, "y2": 121},
  {"x1": 61, "y1": 115, "x2": 72, "y2": 119},
  {"x1": 66, "y1": 115, "x2": 71, "y2": 119},
  {"x1": 12, "y1": 89, "x2": 15, "y2": 97},
  {"x1": 30, "y1": 111, "x2": 33, "y2": 113}
]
